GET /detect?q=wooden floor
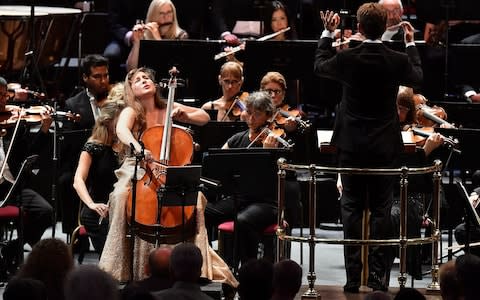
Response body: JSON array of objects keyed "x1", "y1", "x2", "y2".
[{"x1": 295, "y1": 285, "x2": 442, "y2": 300}]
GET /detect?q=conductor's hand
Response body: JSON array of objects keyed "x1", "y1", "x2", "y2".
[
  {"x1": 320, "y1": 10, "x2": 340, "y2": 33},
  {"x1": 401, "y1": 21, "x2": 415, "y2": 44}
]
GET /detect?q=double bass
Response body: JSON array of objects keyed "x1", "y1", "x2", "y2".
[{"x1": 126, "y1": 68, "x2": 196, "y2": 243}]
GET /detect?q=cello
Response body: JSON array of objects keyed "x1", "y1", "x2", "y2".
[{"x1": 126, "y1": 67, "x2": 196, "y2": 243}]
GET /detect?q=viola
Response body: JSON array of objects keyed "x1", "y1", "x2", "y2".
[
  {"x1": 273, "y1": 104, "x2": 311, "y2": 132},
  {"x1": 247, "y1": 121, "x2": 293, "y2": 149},
  {"x1": 410, "y1": 126, "x2": 460, "y2": 153},
  {"x1": 413, "y1": 94, "x2": 453, "y2": 128},
  {"x1": 222, "y1": 91, "x2": 248, "y2": 121}
]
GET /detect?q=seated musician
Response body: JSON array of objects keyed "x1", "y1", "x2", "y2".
[
  {"x1": 126, "y1": 0, "x2": 188, "y2": 71},
  {"x1": 201, "y1": 61, "x2": 246, "y2": 122},
  {"x1": 205, "y1": 91, "x2": 282, "y2": 266},
  {"x1": 98, "y1": 67, "x2": 237, "y2": 289},
  {"x1": 0, "y1": 77, "x2": 53, "y2": 277},
  {"x1": 72, "y1": 92, "x2": 125, "y2": 257}
]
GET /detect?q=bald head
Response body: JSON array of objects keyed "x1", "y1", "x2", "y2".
[
  {"x1": 379, "y1": 0, "x2": 403, "y2": 28},
  {"x1": 147, "y1": 247, "x2": 172, "y2": 277}
]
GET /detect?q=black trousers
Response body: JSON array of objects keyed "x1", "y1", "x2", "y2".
[
  {"x1": 338, "y1": 150, "x2": 397, "y2": 286},
  {"x1": 80, "y1": 207, "x2": 108, "y2": 255},
  {"x1": 205, "y1": 196, "x2": 277, "y2": 265},
  {"x1": 17, "y1": 188, "x2": 53, "y2": 247}
]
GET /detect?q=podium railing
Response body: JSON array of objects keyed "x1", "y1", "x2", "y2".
[{"x1": 275, "y1": 158, "x2": 443, "y2": 299}]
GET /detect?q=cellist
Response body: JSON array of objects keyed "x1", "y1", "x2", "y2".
[{"x1": 98, "y1": 68, "x2": 238, "y2": 288}]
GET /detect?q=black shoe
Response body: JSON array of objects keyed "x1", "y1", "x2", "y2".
[
  {"x1": 367, "y1": 272, "x2": 387, "y2": 292},
  {"x1": 343, "y1": 282, "x2": 360, "y2": 293}
]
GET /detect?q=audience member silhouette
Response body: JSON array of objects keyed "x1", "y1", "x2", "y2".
[
  {"x1": 237, "y1": 258, "x2": 274, "y2": 300},
  {"x1": 364, "y1": 290, "x2": 392, "y2": 300},
  {"x1": 123, "y1": 246, "x2": 173, "y2": 298},
  {"x1": 439, "y1": 260, "x2": 462, "y2": 300},
  {"x1": 455, "y1": 254, "x2": 480, "y2": 300},
  {"x1": 394, "y1": 287, "x2": 425, "y2": 300},
  {"x1": 3, "y1": 277, "x2": 47, "y2": 300},
  {"x1": 64, "y1": 265, "x2": 120, "y2": 300},
  {"x1": 15, "y1": 238, "x2": 74, "y2": 300},
  {"x1": 153, "y1": 243, "x2": 213, "y2": 300},
  {"x1": 271, "y1": 259, "x2": 302, "y2": 300}
]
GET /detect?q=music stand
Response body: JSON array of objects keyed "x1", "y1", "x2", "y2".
[
  {"x1": 455, "y1": 181, "x2": 480, "y2": 254},
  {"x1": 138, "y1": 40, "x2": 223, "y2": 101},
  {"x1": 202, "y1": 148, "x2": 288, "y2": 270},
  {"x1": 194, "y1": 121, "x2": 248, "y2": 153}
]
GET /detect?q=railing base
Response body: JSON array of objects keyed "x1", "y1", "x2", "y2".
[{"x1": 302, "y1": 289, "x2": 320, "y2": 299}]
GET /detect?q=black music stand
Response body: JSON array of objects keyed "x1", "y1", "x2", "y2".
[
  {"x1": 202, "y1": 148, "x2": 288, "y2": 271},
  {"x1": 193, "y1": 121, "x2": 248, "y2": 154},
  {"x1": 455, "y1": 180, "x2": 480, "y2": 254},
  {"x1": 138, "y1": 40, "x2": 223, "y2": 101}
]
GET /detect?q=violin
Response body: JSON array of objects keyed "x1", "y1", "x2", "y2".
[
  {"x1": 0, "y1": 105, "x2": 80, "y2": 128},
  {"x1": 413, "y1": 94, "x2": 454, "y2": 128},
  {"x1": 222, "y1": 91, "x2": 248, "y2": 121},
  {"x1": 7, "y1": 83, "x2": 46, "y2": 101},
  {"x1": 247, "y1": 121, "x2": 293, "y2": 149},
  {"x1": 273, "y1": 104, "x2": 311, "y2": 132},
  {"x1": 410, "y1": 126, "x2": 460, "y2": 153}
]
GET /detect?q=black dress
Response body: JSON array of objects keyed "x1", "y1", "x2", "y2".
[{"x1": 79, "y1": 141, "x2": 119, "y2": 254}]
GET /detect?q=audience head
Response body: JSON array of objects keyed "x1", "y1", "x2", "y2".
[
  {"x1": 455, "y1": 254, "x2": 480, "y2": 300},
  {"x1": 364, "y1": 290, "x2": 392, "y2": 300},
  {"x1": 145, "y1": 0, "x2": 184, "y2": 39},
  {"x1": 272, "y1": 259, "x2": 302, "y2": 299},
  {"x1": 4, "y1": 277, "x2": 47, "y2": 300},
  {"x1": 81, "y1": 54, "x2": 110, "y2": 98},
  {"x1": 64, "y1": 265, "x2": 119, "y2": 300},
  {"x1": 260, "y1": 71, "x2": 287, "y2": 108},
  {"x1": 439, "y1": 260, "x2": 462, "y2": 300},
  {"x1": 357, "y1": 3, "x2": 387, "y2": 40},
  {"x1": 169, "y1": 243, "x2": 203, "y2": 283},
  {"x1": 17, "y1": 238, "x2": 73, "y2": 300},
  {"x1": 146, "y1": 246, "x2": 172, "y2": 277},
  {"x1": 394, "y1": 287, "x2": 425, "y2": 300},
  {"x1": 379, "y1": 0, "x2": 403, "y2": 28},
  {"x1": 238, "y1": 258, "x2": 274, "y2": 300}
]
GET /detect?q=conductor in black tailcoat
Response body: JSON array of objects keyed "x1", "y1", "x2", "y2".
[{"x1": 314, "y1": 3, "x2": 422, "y2": 293}]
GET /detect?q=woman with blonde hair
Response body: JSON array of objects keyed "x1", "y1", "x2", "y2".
[{"x1": 126, "y1": 0, "x2": 188, "y2": 70}]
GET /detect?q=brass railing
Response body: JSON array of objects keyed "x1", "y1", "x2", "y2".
[{"x1": 275, "y1": 158, "x2": 443, "y2": 299}]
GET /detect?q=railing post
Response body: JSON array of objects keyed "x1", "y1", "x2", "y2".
[
  {"x1": 276, "y1": 162, "x2": 287, "y2": 262},
  {"x1": 302, "y1": 164, "x2": 320, "y2": 299},
  {"x1": 398, "y1": 166, "x2": 409, "y2": 288},
  {"x1": 427, "y1": 160, "x2": 443, "y2": 293}
]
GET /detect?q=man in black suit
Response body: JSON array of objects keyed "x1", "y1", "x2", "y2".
[
  {"x1": 60, "y1": 54, "x2": 110, "y2": 235},
  {"x1": 314, "y1": 2, "x2": 422, "y2": 292}
]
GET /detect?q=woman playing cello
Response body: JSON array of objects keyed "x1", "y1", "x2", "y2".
[{"x1": 99, "y1": 68, "x2": 237, "y2": 288}]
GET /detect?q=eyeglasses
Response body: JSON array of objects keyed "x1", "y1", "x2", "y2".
[
  {"x1": 264, "y1": 89, "x2": 283, "y2": 96},
  {"x1": 159, "y1": 10, "x2": 173, "y2": 17},
  {"x1": 89, "y1": 73, "x2": 109, "y2": 80},
  {"x1": 222, "y1": 79, "x2": 241, "y2": 86}
]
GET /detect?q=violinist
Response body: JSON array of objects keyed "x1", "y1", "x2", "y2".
[
  {"x1": 0, "y1": 77, "x2": 53, "y2": 276},
  {"x1": 60, "y1": 54, "x2": 111, "y2": 236},
  {"x1": 205, "y1": 91, "x2": 279, "y2": 266},
  {"x1": 201, "y1": 61, "x2": 246, "y2": 122},
  {"x1": 99, "y1": 67, "x2": 238, "y2": 289}
]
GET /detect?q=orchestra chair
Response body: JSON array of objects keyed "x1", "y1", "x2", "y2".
[
  {"x1": 69, "y1": 204, "x2": 90, "y2": 264},
  {"x1": 0, "y1": 155, "x2": 39, "y2": 279},
  {"x1": 217, "y1": 220, "x2": 289, "y2": 270}
]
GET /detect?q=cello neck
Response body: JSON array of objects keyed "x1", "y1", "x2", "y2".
[{"x1": 159, "y1": 67, "x2": 179, "y2": 164}]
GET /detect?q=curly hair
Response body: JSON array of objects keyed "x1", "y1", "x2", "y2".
[{"x1": 16, "y1": 238, "x2": 73, "y2": 300}]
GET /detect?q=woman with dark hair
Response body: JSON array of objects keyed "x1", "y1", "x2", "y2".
[{"x1": 263, "y1": 0, "x2": 297, "y2": 40}]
